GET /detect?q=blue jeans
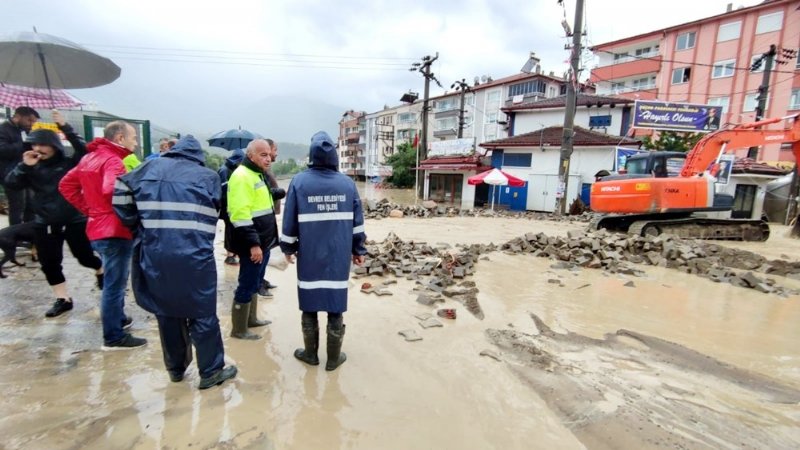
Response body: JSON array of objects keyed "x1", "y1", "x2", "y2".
[
  {"x1": 91, "y1": 238, "x2": 133, "y2": 344},
  {"x1": 234, "y1": 251, "x2": 268, "y2": 303}
]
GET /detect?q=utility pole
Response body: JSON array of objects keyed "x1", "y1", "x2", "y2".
[
  {"x1": 748, "y1": 44, "x2": 777, "y2": 159},
  {"x1": 451, "y1": 79, "x2": 471, "y2": 138},
  {"x1": 410, "y1": 53, "x2": 441, "y2": 199},
  {"x1": 556, "y1": 0, "x2": 584, "y2": 215}
]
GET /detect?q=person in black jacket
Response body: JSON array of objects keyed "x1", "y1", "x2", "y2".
[
  {"x1": 4, "y1": 111, "x2": 104, "y2": 318},
  {"x1": 217, "y1": 148, "x2": 245, "y2": 266},
  {"x1": 0, "y1": 106, "x2": 40, "y2": 225}
]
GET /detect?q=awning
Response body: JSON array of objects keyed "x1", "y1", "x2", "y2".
[{"x1": 414, "y1": 156, "x2": 491, "y2": 172}]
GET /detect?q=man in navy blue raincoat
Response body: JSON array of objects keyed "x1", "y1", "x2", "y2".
[
  {"x1": 112, "y1": 135, "x2": 237, "y2": 390},
  {"x1": 280, "y1": 131, "x2": 367, "y2": 371}
]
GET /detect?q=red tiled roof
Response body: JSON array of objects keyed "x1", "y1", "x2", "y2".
[
  {"x1": 502, "y1": 93, "x2": 634, "y2": 111},
  {"x1": 481, "y1": 126, "x2": 640, "y2": 148},
  {"x1": 732, "y1": 158, "x2": 790, "y2": 176}
]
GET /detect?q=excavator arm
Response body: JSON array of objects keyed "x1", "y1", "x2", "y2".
[{"x1": 680, "y1": 114, "x2": 800, "y2": 177}]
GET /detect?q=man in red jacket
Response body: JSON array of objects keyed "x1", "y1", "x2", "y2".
[{"x1": 59, "y1": 121, "x2": 147, "y2": 350}]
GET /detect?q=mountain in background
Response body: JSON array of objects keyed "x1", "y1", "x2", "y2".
[
  {"x1": 232, "y1": 95, "x2": 349, "y2": 144},
  {"x1": 275, "y1": 141, "x2": 309, "y2": 163}
]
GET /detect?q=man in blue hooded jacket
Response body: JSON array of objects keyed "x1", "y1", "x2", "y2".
[
  {"x1": 112, "y1": 135, "x2": 237, "y2": 390},
  {"x1": 280, "y1": 131, "x2": 367, "y2": 371}
]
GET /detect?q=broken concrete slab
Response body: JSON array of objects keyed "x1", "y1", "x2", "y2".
[{"x1": 398, "y1": 329, "x2": 423, "y2": 342}]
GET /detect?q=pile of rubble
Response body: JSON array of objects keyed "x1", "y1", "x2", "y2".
[
  {"x1": 501, "y1": 229, "x2": 800, "y2": 296},
  {"x1": 353, "y1": 232, "x2": 492, "y2": 318},
  {"x1": 363, "y1": 198, "x2": 592, "y2": 223}
]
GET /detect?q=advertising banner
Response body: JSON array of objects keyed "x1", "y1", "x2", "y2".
[
  {"x1": 428, "y1": 138, "x2": 475, "y2": 157},
  {"x1": 633, "y1": 100, "x2": 723, "y2": 133}
]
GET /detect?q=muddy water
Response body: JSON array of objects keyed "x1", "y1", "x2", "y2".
[{"x1": 1, "y1": 215, "x2": 799, "y2": 449}]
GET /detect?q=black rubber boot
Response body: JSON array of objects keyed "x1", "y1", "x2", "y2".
[
  {"x1": 198, "y1": 365, "x2": 238, "y2": 390},
  {"x1": 247, "y1": 294, "x2": 271, "y2": 327},
  {"x1": 294, "y1": 314, "x2": 319, "y2": 366},
  {"x1": 230, "y1": 302, "x2": 261, "y2": 340},
  {"x1": 325, "y1": 324, "x2": 347, "y2": 371}
]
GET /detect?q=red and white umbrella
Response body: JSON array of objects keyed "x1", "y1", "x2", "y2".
[
  {"x1": 467, "y1": 168, "x2": 526, "y2": 210},
  {"x1": 0, "y1": 82, "x2": 83, "y2": 109}
]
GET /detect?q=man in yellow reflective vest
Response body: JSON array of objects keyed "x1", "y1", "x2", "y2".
[{"x1": 227, "y1": 139, "x2": 285, "y2": 339}]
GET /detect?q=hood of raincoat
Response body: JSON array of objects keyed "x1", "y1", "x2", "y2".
[
  {"x1": 224, "y1": 148, "x2": 245, "y2": 170},
  {"x1": 308, "y1": 131, "x2": 338, "y2": 169},
  {"x1": 163, "y1": 135, "x2": 205, "y2": 165},
  {"x1": 24, "y1": 129, "x2": 65, "y2": 156}
]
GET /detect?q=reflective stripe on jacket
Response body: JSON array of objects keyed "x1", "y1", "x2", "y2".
[{"x1": 112, "y1": 136, "x2": 221, "y2": 318}]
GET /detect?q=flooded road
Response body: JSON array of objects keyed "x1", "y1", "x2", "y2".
[{"x1": 0, "y1": 214, "x2": 798, "y2": 448}]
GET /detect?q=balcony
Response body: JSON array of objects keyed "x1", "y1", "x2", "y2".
[
  {"x1": 604, "y1": 87, "x2": 658, "y2": 101},
  {"x1": 590, "y1": 55, "x2": 661, "y2": 84}
]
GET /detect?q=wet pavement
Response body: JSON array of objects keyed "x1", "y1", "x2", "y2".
[{"x1": 0, "y1": 213, "x2": 798, "y2": 449}]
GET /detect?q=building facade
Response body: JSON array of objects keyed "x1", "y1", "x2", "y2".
[
  {"x1": 589, "y1": 0, "x2": 800, "y2": 162},
  {"x1": 337, "y1": 110, "x2": 367, "y2": 180}
]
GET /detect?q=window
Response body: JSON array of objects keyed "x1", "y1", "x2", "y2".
[
  {"x1": 743, "y1": 93, "x2": 770, "y2": 112},
  {"x1": 634, "y1": 47, "x2": 650, "y2": 56},
  {"x1": 507, "y1": 81, "x2": 546, "y2": 97},
  {"x1": 611, "y1": 81, "x2": 626, "y2": 92},
  {"x1": 707, "y1": 96, "x2": 730, "y2": 113},
  {"x1": 487, "y1": 90, "x2": 501, "y2": 102},
  {"x1": 548, "y1": 86, "x2": 556, "y2": 97},
  {"x1": 613, "y1": 52, "x2": 630, "y2": 61},
  {"x1": 717, "y1": 21, "x2": 741, "y2": 42},
  {"x1": 712, "y1": 59, "x2": 736, "y2": 78},
  {"x1": 435, "y1": 117, "x2": 457, "y2": 131},
  {"x1": 434, "y1": 98, "x2": 458, "y2": 112},
  {"x1": 486, "y1": 112, "x2": 498, "y2": 124},
  {"x1": 750, "y1": 55, "x2": 765, "y2": 73},
  {"x1": 398, "y1": 112, "x2": 417, "y2": 124},
  {"x1": 559, "y1": 85, "x2": 567, "y2": 95},
  {"x1": 503, "y1": 153, "x2": 532, "y2": 167},
  {"x1": 790, "y1": 89, "x2": 800, "y2": 110},
  {"x1": 632, "y1": 76, "x2": 655, "y2": 90},
  {"x1": 671, "y1": 67, "x2": 691, "y2": 84},
  {"x1": 465, "y1": 94, "x2": 475, "y2": 105},
  {"x1": 676, "y1": 32, "x2": 696, "y2": 50},
  {"x1": 756, "y1": 11, "x2": 783, "y2": 34}
]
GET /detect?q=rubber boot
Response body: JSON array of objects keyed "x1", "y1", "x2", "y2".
[
  {"x1": 230, "y1": 302, "x2": 261, "y2": 340},
  {"x1": 294, "y1": 315, "x2": 319, "y2": 366},
  {"x1": 248, "y1": 294, "x2": 271, "y2": 327},
  {"x1": 198, "y1": 365, "x2": 238, "y2": 390},
  {"x1": 325, "y1": 324, "x2": 347, "y2": 371}
]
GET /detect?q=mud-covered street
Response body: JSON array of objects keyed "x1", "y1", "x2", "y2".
[{"x1": 1, "y1": 213, "x2": 799, "y2": 449}]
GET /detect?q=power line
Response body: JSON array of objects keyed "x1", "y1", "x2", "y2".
[
  {"x1": 105, "y1": 55, "x2": 410, "y2": 71},
  {"x1": 98, "y1": 49, "x2": 412, "y2": 66},
  {"x1": 81, "y1": 43, "x2": 417, "y2": 61}
]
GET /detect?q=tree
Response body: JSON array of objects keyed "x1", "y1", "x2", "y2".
[
  {"x1": 204, "y1": 151, "x2": 225, "y2": 172},
  {"x1": 385, "y1": 142, "x2": 416, "y2": 188},
  {"x1": 272, "y1": 158, "x2": 304, "y2": 176},
  {"x1": 641, "y1": 131, "x2": 703, "y2": 153}
]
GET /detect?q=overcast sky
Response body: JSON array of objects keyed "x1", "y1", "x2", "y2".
[{"x1": 5, "y1": 0, "x2": 759, "y2": 141}]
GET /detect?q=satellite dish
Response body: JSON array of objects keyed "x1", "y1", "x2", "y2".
[{"x1": 481, "y1": 75, "x2": 488, "y2": 83}]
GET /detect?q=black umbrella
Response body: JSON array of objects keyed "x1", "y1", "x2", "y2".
[
  {"x1": 0, "y1": 30, "x2": 121, "y2": 106},
  {"x1": 207, "y1": 127, "x2": 263, "y2": 151}
]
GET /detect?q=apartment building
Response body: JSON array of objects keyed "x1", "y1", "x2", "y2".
[
  {"x1": 429, "y1": 53, "x2": 571, "y2": 146},
  {"x1": 337, "y1": 110, "x2": 367, "y2": 180},
  {"x1": 590, "y1": 0, "x2": 799, "y2": 161},
  {"x1": 364, "y1": 101, "x2": 423, "y2": 179}
]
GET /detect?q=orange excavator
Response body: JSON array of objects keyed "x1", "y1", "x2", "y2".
[{"x1": 590, "y1": 114, "x2": 800, "y2": 241}]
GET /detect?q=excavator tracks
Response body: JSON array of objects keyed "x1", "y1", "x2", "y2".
[{"x1": 591, "y1": 214, "x2": 770, "y2": 242}]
